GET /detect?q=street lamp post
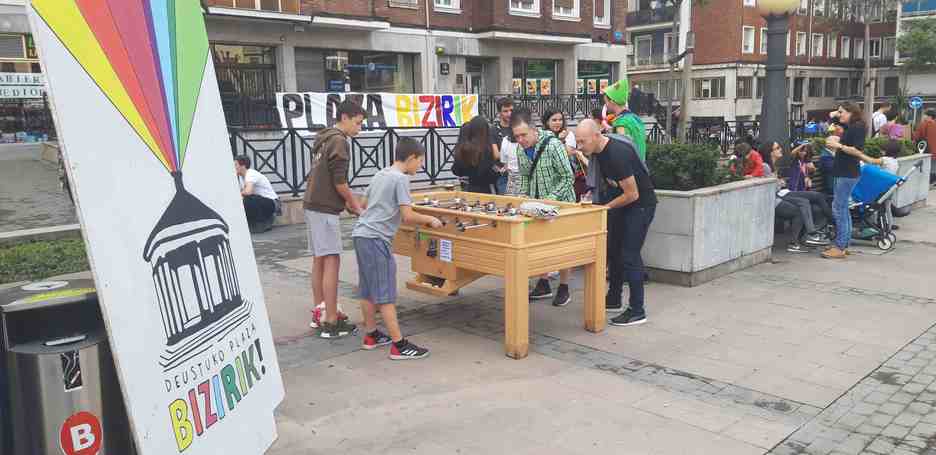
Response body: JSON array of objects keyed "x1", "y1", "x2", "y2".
[{"x1": 760, "y1": 0, "x2": 799, "y2": 147}]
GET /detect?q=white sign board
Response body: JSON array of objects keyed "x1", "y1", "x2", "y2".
[
  {"x1": 277, "y1": 91, "x2": 479, "y2": 130},
  {"x1": 0, "y1": 72, "x2": 45, "y2": 99},
  {"x1": 27, "y1": 1, "x2": 284, "y2": 454}
]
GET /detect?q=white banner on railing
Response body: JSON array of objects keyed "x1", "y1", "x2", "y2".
[{"x1": 276, "y1": 92, "x2": 478, "y2": 130}]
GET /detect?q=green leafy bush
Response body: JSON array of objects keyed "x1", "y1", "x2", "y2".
[
  {"x1": 647, "y1": 143, "x2": 742, "y2": 191},
  {"x1": 0, "y1": 239, "x2": 89, "y2": 284},
  {"x1": 863, "y1": 137, "x2": 916, "y2": 158}
]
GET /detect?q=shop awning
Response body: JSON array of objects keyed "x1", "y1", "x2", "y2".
[
  {"x1": 476, "y1": 31, "x2": 591, "y2": 45},
  {"x1": 310, "y1": 16, "x2": 391, "y2": 31},
  {"x1": 206, "y1": 6, "x2": 311, "y2": 23}
]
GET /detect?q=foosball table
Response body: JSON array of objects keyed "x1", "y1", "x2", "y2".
[{"x1": 391, "y1": 191, "x2": 608, "y2": 359}]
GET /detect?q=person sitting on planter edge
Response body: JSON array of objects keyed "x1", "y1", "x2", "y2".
[
  {"x1": 235, "y1": 155, "x2": 279, "y2": 233},
  {"x1": 575, "y1": 119, "x2": 657, "y2": 327}
]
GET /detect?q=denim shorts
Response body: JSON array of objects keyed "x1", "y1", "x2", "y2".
[{"x1": 353, "y1": 236, "x2": 397, "y2": 305}]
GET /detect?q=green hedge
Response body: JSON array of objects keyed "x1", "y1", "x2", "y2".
[
  {"x1": 647, "y1": 143, "x2": 742, "y2": 191},
  {"x1": 0, "y1": 239, "x2": 89, "y2": 284}
]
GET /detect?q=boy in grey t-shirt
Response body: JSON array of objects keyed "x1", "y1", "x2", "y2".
[{"x1": 351, "y1": 138, "x2": 442, "y2": 360}]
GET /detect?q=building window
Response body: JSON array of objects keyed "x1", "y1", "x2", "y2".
[
  {"x1": 869, "y1": 38, "x2": 881, "y2": 59},
  {"x1": 636, "y1": 35, "x2": 653, "y2": 66},
  {"x1": 796, "y1": 32, "x2": 807, "y2": 56},
  {"x1": 883, "y1": 76, "x2": 899, "y2": 96},
  {"x1": 825, "y1": 78, "x2": 837, "y2": 97},
  {"x1": 663, "y1": 33, "x2": 674, "y2": 58},
  {"x1": 855, "y1": 38, "x2": 864, "y2": 59},
  {"x1": 434, "y1": 0, "x2": 461, "y2": 12},
  {"x1": 553, "y1": 0, "x2": 579, "y2": 19},
  {"x1": 813, "y1": 0, "x2": 825, "y2": 16},
  {"x1": 812, "y1": 33, "x2": 824, "y2": 57},
  {"x1": 808, "y1": 77, "x2": 822, "y2": 97},
  {"x1": 828, "y1": 33, "x2": 837, "y2": 58},
  {"x1": 577, "y1": 61, "x2": 615, "y2": 94},
  {"x1": 850, "y1": 78, "x2": 860, "y2": 96},
  {"x1": 868, "y1": 1, "x2": 884, "y2": 21},
  {"x1": 842, "y1": 36, "x2": 851, "y2": 59},
  {"x1": 737, "y1": 76, "x2": 753, "y2": 99},
  {"x1": 883, "y1": 37, "x2": 896, "y2": 60},
  {"x1": 838, "y1": 77, "x2": 848, "y2": 97},
  {"x1": 743, "y1": 0, "x2": 755, "y2": 6},
  {"x1": 0, "y1": 34, "x2": 26, "y2": 60},
  {"x1": 295, "y1": 49, "x2": 416, "y2": 93},
  {"x1": 760, "y1": 28, "x2": 768, "y2": 54},
  {"x1": 510, "y1": 0, "x2": 540, "y2": 16},
  {"x1": 799, "y1": 0, "x2": 808, "y2": 14},
  {"x1": 786, "y1": 32, "x2": 790, "y2": 56},
  {"x1": 756, "y1": 76, "x2": 765, "y2": 98},
  {"x1": 513, "y1": 59, "x2": 557, "y2": 95},
  {"x1": 693, "y1": 77, "x2": 725, "y2": 99},
  {"x1": 793, "y1": 77, "x2": 804, "y2": 102},
  {"x1": 594, "y1": 0, "x2": 610, "y2": 26},
  {"x1": 742, "y1": 26, "x2": 755, "y2": 54}
]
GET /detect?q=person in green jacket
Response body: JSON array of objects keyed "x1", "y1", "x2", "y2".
[{"x1": 603, "y1": 78, "x2": 647, "y2": 161}]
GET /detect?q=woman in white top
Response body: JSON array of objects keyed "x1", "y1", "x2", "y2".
[{"x1": 543, "y1": 109, "x2": 588, "y2": 201}]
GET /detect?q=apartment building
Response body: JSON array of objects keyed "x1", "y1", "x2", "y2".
[
  {"x1": 204, "y1": 0, "x2": 631, "y2": 101},
  {"x1": 626, "y1": 0, "x2": 899, "y2": 124}
]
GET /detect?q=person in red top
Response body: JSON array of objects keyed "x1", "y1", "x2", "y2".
[
  {"x1": 913, "y1": 109, "x2": 936, "y2": 183},
  {"x1": 731, "y1": 143, "x2": 765, "y2": 178}
]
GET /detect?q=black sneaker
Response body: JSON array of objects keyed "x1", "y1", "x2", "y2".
[
  {"x1": 610, "y1": 309, "x2": 647, "y2": 327},
  {"x1": 803, "y1": 232, "x2": 830, "y2": 247},
  {"x1": 529, "y1": 279, "x2": 552, "y2": 300},
  {"x1": 787, "y1": 242, "x2": 808, "y2": 253},
  {"x1": 319, "y1": 319, "x2": 357, "y2": 339},
  {"x1": 606, "y1": 295, "x2": 624, "y2": 313},
  {"x1": 389, "y1": 339, "x2": 429, "y2": 360},
  {"x1": 552, "y1": 284, "x2": 571, "y2": 307}
]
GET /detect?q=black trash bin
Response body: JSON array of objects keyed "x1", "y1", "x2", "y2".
[{"x1": 0, "y1": 279, "x2": 135, "y2": 455}]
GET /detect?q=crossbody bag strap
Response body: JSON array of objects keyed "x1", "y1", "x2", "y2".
[{"x1": 527, "y1": 138, "x2": 553, "y2": 199}]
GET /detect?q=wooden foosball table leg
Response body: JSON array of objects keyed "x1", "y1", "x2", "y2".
[
  {"x1": 504, "y1": 249, "x2": 529, "y2": 359},
  {"x1": 584, "y1": 232, "x2": 608, "y2": 333}
]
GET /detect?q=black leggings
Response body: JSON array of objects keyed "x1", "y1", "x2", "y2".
[{"x1": 243, "y1": 194, "x2": 275, "y2": 224}]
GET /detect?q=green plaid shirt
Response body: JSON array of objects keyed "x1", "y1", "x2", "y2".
[{"x1": 517, "y1": 130, "x2": 576, "y2": 203}]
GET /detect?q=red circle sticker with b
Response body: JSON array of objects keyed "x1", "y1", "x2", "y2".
[{"x1": 60, "y1": 412, "x2": 103, "y2": 455}]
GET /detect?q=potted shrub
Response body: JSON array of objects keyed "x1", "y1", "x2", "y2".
[
  {"x1": 862, "y1": 137, "x2": 931, "y2": 210},
  {"x1": 644, "y1": 143, "x2": 778, "y2": 287}
]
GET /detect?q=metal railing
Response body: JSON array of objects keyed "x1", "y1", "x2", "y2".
[
  {"x1": 626, "y1": 6, "x2": 676, "y2": 26},
  {"x1": 229, "y1": 127, "x2": 460, "y2": 195}
]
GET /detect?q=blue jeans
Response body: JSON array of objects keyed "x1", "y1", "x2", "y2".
[
  {"x1": 607, "y1": 206, "x2": 656, "y2": 315},
  {"x1": 832, "y1": 177, "x2": 859, "y2": 249},
  {"x1": 495, "y1": 174, "x2": 508, "y2": 195}
]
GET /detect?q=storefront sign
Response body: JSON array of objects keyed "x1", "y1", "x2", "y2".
[
  {"x1": 28, "y1": 1, "x2": 284, "y2": 454},
  {"x1": 276, "y1": 91, "x2": 479, "y2": 130},
  {"x1": 0, "y1": 72, "x2": 45, "y2": 99}
]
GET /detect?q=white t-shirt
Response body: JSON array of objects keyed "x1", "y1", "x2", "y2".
[
  {"x1": 240, "y1": 168, "x2": 278, "y2": 200},
  {"x1": 872, "y1": 111, "x2": 887, "y2": 134},
  {"x1": 563, "y1": 130, "x2": 577, "y2": 149},
  {"x1": 499, "y1": 137, "x2": 520, "y2": 173},
  {"x1": 881, "y1": 157, "x2": 899, "y2": 174}
]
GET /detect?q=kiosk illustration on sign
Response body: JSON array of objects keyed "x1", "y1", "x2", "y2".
[{"x1": 28, "y1": 0, "x2": 284, "y2": 453}]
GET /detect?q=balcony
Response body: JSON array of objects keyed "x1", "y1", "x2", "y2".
[
  {"x1": 628, "y1": 53, "x2": 668, "y2": 70},
  {"x1": 902, "y1": 0, "x2": 936, "y2": 17},
  {"x1": 626, "y1": 6, "x2": 676, "y2": 29},
  {"x1": 206, "y1": 0, "x2": 301, "y2": 15}
]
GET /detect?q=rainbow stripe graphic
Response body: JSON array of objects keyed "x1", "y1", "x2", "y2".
[{"x1": 32, "y1": 0, "x2": 209, "y2": 172}]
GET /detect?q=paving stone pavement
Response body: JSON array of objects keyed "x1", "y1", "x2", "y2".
[
  {"x1": 0, "y1": 159, "x2": 77, "y2": 232},
  {"x1": 769, "y1": 323, "x2": 936, "y2": 455}
]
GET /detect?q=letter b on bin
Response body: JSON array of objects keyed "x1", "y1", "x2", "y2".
[{"x1": 0, "y1": 279, "x2": 134, "y2": 455}]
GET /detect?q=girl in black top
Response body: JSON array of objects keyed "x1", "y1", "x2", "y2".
[
  {"x1": 453, "y1": 116, "x2": 501, "y2": 194},
  {"x1": 822, "y1": 102, "x2": 882, "y2": 258}
]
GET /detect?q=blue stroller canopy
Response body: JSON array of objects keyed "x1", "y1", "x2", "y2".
[{"x1": 851, "y1": 164, "x2": 901, "y2": 205}]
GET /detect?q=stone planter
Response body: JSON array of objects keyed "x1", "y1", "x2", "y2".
[
  {"x1": 893, "y1": 154, "x2": 931, "y2": 210},
  {"x1": 644, "y1": 177, "x2": 778, "y2": 287}
]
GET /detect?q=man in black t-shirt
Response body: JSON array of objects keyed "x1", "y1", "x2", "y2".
[
  {"x1": 576, "y1": 119, "x2": 657, "y2": 326},
  {"x1": 490, "y1": 97, "x2": 514, "y2": 194}
]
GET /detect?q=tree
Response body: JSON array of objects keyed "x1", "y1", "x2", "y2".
[
  {"x1": 897, "y1": 17, "x2": 936, "y2": 71},
  {"x1": 656, "y1": 0, "x2": 707, "y2": 142}
]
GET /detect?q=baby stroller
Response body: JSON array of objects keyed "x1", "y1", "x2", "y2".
[{"x1": 845, "y1": 162, "x2": 921, "y2": 250}]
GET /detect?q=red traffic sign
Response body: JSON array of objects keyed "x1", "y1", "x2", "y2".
[{"x1": 60, "y1": 412, "x2": 103, "y2": 455}]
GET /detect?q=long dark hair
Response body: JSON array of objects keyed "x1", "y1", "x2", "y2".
[
  {"x1": 542, "y1": 108, "x2": 566, "y2": 136},
  {"x1": 454, "y1": 116, "x2": 492, "y2": 168},
  {"x1": 840, "y1": 102, "x2": 865, "y2": 128}
]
